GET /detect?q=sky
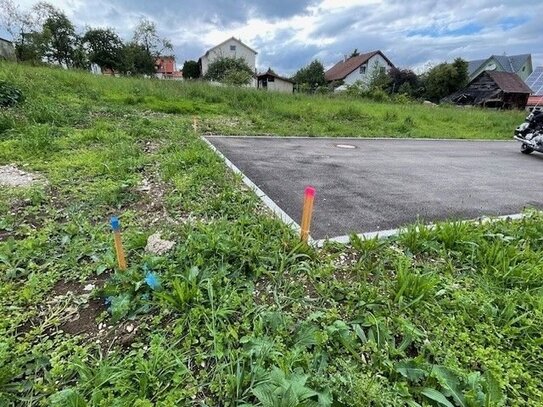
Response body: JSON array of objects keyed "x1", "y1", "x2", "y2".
[{"x1": 4, "y1": 0, "x2": 543, "y2": 76}]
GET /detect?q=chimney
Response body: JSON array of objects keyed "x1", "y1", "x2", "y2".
[{"x1": 344, "y1": 54, "x2": 348, "y2": 62}]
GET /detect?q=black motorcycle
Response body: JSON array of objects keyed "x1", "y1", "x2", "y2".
[{"x1": 514, "y1": 109, "x2": 543, "y2": 154}]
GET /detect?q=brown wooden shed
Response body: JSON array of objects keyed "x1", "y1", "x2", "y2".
[{"x1": 444, "y1": 71, "x2": 532, "y2": 109}]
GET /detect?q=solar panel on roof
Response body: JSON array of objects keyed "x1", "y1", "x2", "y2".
[{"x1": 526, "y1": 67, "x2": 543, "y2": 95}]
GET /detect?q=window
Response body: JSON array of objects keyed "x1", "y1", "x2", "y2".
[
  {"x1": 268, "y1": 76, "x2": 275, "y2": 82},
  {"x1": 380, "y1": 66, "x2": 386, "y2": 74},
  {"x1": 522, "y1": 66, "x2": 526, "y2": 71},
  {"x1": 230, "y1": 45, "x2": 236, "y2": 51},
  {"x1": 359, "y1": 64, "x2": 367, "y2": 74}
]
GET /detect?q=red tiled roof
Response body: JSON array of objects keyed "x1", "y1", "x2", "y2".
[
  {"x1": 485, "y1": 71, "x2": 532, "y2": 93},
  {"x1": 325, "y1": 50, "x2": 394, "y2": 81},
  {"x1": 527, "y1": 95, "x2": 543, "y2": 106}
]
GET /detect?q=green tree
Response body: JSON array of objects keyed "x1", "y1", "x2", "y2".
[
  {"x1": 121, "y1": 42, "x2": 155, "y2": 75},
  {"x1": 83, "y1": 28, "x2": 124, "y2": 71},
  {"x1": 368, "y1": 62, "x2": 390, "y2": 90},
  {"x1": 133, "y1": 17, "x2": 172, "y2": 57},
  {"x1": 40, "y1": 5, "x2": 77, "y2": 66},
  {"x1": 182, "y1": 60, "x2": 200, "y2": 79},
  {"x1": 424, "y1": 58, "x2": 469, "y2": 102},
  {"x1": 204, "y1": 57, "x2": 253, "y2": 85},
  {"x1": 0, "y1": 0, "x2": 43, "y2": 62},
  {"x1": 292, "y1": 60, "x2": 326, "y2": 91}
]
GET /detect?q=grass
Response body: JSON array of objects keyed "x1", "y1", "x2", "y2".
[{"x1": 0, "y1": 62, "x2": 542, "y2": 406}]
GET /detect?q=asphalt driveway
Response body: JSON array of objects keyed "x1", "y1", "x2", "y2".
[{"x1": 205, "y1": 136, "x2": 543, "y2": 240}]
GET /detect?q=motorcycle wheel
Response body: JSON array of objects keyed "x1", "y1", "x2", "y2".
[{"x1": 521, "y1": 143, "x2": 534, "y2": 154}]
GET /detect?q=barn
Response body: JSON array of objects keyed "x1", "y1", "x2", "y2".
[{"x1": 444, "y1": 71, "x2": 532, "y2": 109}]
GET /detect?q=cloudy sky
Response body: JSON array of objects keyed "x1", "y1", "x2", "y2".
[{"x1": 7, "y1": 0, "x2": 543, "y2": 75}]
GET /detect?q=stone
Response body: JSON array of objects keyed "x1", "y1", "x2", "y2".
[{"x1": 145, "y1": 232, "x2": 175, "y2": 255}]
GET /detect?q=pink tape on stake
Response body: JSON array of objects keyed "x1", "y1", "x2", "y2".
[
  {"x1": 305, "y1": 186, "x2": 316, "y2": 198},
  {"x1": 301, "y1": 186, "x2": 316, "y2": 242}
]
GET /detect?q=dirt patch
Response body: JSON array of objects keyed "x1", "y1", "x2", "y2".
[
  {"x1": 0, "y1": 165, "x2": 47, "y2": 187},
  {"x1": 51, "y1": 273, "x2": 109, "y2": 297},
  {"x1": 59, "y1": 298, "x2": 104, "y2": 336}
]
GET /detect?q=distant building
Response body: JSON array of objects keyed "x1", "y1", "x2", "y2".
[
  {"x1": 155, "y1": 56, "x2": 182, "y2": 79},
  {"x1": 325, "y1": 50, "x2": 395, "y2": 88},
  {"x1": 0, "y1": 37, "x2": 16, "y2": 61},
  {"x1": 199, "y1": 37, "x2": 257, "y2": 77},
  {"x1": 257, "y1": 69, "x2": 294, "y2": 93},
  {"x1": 467, "y1": 54, "x2": 532, "y2": 82},
  {"x1": 444, "y1": 71, "x2": 532, "y2": 110}
]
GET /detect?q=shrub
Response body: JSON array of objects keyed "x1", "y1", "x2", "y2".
[{"x1": 0, "y1": 81, "x2": 24, "y2": 107}]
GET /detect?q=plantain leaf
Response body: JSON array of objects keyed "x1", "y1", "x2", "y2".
[{"x1": 421, "y1": 388, "x2": 454, "y2": 407}]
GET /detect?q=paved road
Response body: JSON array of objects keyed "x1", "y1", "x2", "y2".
[{"x1": 206, "y1": 136, "x2": 543, "y2": 240}]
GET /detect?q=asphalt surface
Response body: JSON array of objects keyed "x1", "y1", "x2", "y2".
[{"x1": 206, "y1": 136, "x2": 543, "y2": 240}]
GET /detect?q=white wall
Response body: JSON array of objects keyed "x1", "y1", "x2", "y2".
[
  {"x1": 201, "y1": 38, "x2": 256, "y2": 76},
  {"x1": 343, "y1": 54, "x2": 392, "y2": 86},
  {"x1": 267, "y1": 78, "x2": 293, "y2": 93}
]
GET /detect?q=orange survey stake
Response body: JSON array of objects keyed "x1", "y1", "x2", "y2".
[
  {"x1": 300, "y1": 186, "x2": 316, "y2": 242},
  {"x1": 110, "y1": 216, "x2": 127, "y2": 270}
]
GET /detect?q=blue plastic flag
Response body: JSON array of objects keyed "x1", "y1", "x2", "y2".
[{"x1": 145, "y1": 271, "x2": 161, "y2": 290}]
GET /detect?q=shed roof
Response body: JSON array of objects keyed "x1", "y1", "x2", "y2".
[
  {"x1": 324, "y1": 50, "x2": 394, "y2": 82},
  {"x1": 257, "y1": 68, "x2": 294, "y2": 83},
  {"x1": 484, "y1": 71, "x2": 532, "y2": 93}
]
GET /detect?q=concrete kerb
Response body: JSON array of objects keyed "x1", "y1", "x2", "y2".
[
  {"x1": 201, "y1": 136, "x2": 317, "y2": 245},
  {"x1": 203, "y1": 135, "x2": 527, "y2": 248},
  {"x1": 312, "y1": 212, "x2": 526, "y2": 247}
]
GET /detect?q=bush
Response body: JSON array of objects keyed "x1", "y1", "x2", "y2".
[
  {"x1": 204, "y1": 57, "x2": 253, "y2": 86},
  {"x1": 0, "y1": 81, "x2": 24, "y2": 107}
]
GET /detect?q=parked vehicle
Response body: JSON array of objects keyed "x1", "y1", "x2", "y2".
[{"x1": 514, "y1": 109, "x2": 543, "y2": 154}]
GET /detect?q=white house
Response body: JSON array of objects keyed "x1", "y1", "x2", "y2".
[
  {"x1": 199, "y1": 37, "x2": 257, "y2": 77},
  {"x1": 325, "y1": 50, "x2": 395, "y2": 87}
]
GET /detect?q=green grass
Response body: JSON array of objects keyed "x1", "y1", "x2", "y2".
[{"x1": 0, "y1": 62, "x2": 542, "y2": 406}]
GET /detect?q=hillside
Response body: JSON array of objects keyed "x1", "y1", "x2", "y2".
[
  {"x1": 0, "y1": 63, "x2": 542, "y2": 406},
  {"x1": 1, "y1": 63, "x2": 525, "y2": 140}
]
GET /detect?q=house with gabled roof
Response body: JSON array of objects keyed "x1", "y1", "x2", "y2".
[
  {"x1": 467, "y1": 54, "x2": 532, "y2": 81},
  {"x1": 199, "y1": 37, "x2": 257, "y2": 77},
  {"x1": 325, "y1": 50, "x2": 395, "y2": 88}
]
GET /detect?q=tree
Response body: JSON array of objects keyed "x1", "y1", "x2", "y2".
[
  {"x1": 83, "y1": 28, "x2": 124, "y2": 71},
  {"x1": 182, "y1": 60, "x2": 200, "y2": 79},
  {"x1": 133, "y1": 17, "x2": 172, "y2": 57},
  {"x1": 388, "y1": 67, "x2": 419, "y2": 94},
  {"x1": 424, "y1": 58, "x2": 469, "y2": 101},
  {"x1": 40, "y1": 6, "x2": 77, "y2": 66},
  {"x1": 121, "y1": 42, "x2": 155, "y2": 75},
  {"x1": 292, "y1": 60, "x2": 326, "y2": 90},
  {"x1": 368, "y1": 62, "x2": 391, "y2": 90},
  {"x1": 204, "y1": 57, "x2": 253, "y2": 85},
  {"x1": 0, "y1": 0, "x2": 42, "y2": 61}
]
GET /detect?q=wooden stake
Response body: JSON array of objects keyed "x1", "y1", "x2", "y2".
[
  {"x1": 300, "y1": 186, "x2": 316, "y2": 242},
  {"x1": 110, "y1": 217, "x2": 127, "y2": 271}
]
